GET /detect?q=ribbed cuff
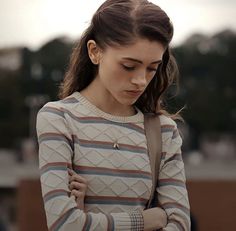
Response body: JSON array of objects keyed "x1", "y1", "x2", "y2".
[
  {"x1": 110, "y1": 210, "x2": 144, "y2": 231},
  {"x1": 111, "y1": 212, "x2": 132, "y2": 230},
  {"x1": 129, "y1": 209, "x2": 144, "y2": 231}
]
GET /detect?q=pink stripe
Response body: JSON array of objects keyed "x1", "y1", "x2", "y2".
[
  {"x1": 39, "y1": 132, "x2": 72, "y2": 140},
  {"x1": 44, "y1": 189, "x2": 70, "y2": 198},
  {"x1": 40, "y1": 162, "x2": 72, "y2": 171},
  {"x1": 106, "y1": 214, "x2": 114, "y2": 231},
  {"x1": 49, "y1": 207, "x2": 77, "y2": 231},
  {"x1": 86, "y1": 195, "x2": 147, "y2": 203},
  {"x1": 162, "y1": 202, "x2": 190, "y2": 215},
  {"x1": 161, "y1": 124, "x2": 175, "y2": 129},
  {"x1": 126, "y1": 123, "x2": 144, "y2": 132},
  {"x1": 73, "y1": 165, "x2": 151, "y2": 177},
  {"x1": 82, "y1": 213, "x2": 92, "y2": 231}
]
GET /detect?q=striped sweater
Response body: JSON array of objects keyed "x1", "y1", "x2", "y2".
[{"x1": 36, "y1": 91, "x2": 190, "y2": 231}]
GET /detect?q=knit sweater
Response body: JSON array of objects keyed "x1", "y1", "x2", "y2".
[{"x1": 36, "y1": 91, "x2": 190, "y2": 231}]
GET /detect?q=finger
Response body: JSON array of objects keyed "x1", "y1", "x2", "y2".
[
  {"x1": 71, "y1": 189, "x2": 85, "y2": 198},
  {"x1": 69, "y1": 182, "x2": 80, "y2": 191},
  {"x1": 69, "y1": 182, "x2": 87, "y2": 191},
  {"x1": 68, "y1": 168, "x2": 76, "y2": 176},
  {"x1": 70, "y1": 174, "x2": 87, "y2": 184},
  {"x1": 68, "y1": 171, "x2": 80, "y2": 183}
]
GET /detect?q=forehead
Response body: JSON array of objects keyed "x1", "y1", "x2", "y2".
[{"x1": 104, "y1": 38, "x2": 165, "y2": 62}]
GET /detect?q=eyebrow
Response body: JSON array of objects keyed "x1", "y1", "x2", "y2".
[{"x1": 122, "y1": 57, "x2": 162, "y2": 64}]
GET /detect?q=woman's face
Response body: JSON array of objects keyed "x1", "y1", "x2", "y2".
[{"x1": 93, "y1": 38, "x2": 165, "y2": 106}]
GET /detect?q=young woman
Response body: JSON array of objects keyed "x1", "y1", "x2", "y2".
[{"x1": 36, "y1": 0, "x2": 190, "y2": 230}]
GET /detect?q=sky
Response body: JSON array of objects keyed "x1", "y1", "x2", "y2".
[{"x1": 0, "y1": 0, "x2": 236, "y2": 50}]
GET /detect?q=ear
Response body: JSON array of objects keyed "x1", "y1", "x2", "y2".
[{"x1": 87, "y1": 40, "x2": 102, "y2": 65}]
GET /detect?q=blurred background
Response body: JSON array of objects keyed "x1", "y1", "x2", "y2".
[{"x1": 0, "y1": 0, "x2": 235, "y2": 230}]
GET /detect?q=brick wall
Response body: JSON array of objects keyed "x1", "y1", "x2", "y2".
[
  {"x1": 17, "y1": 179, "x2": 236, "y2": 231},
  {"x1": 187, "y1": 180, "x2": 236, "y2": 231},
  {"x1": 17, "y1": 179, "x2": 47, "y2": 231}
]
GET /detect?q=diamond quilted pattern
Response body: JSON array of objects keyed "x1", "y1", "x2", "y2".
[
  {"x1": 129, "y1": 155, "x2": 150, "y2": 169},
  {"x1": 87, "y1": 177, "x2": 107, "y2": 195},
  {"x1": 42, "y1": 172, "x2": 65, "y2": 188},
  {"x1": 41, "y1": 143, "x2": 70, "y2": 163},
  {"x1": 48, "y1": 199, "x2": 67, "y2": 215},
  {"x1": 81, "y1": 125, "x2": 103, "y2": 139},
  {"x1": 106, "y1": 152, "x2": 130, "y2": 168},
  {"x1": 162, "y1": 161, "x2": 185, "y2": 179},
  {"x1": 78, "y1": 150, "x2": 105, "y2": 166},
  {"x1": 122, "y1": 131, "x2": 145, "y2": 145},
  {"x1": 129, "y1": 180, "x2": 151, "y2": 196},
  {"x1": 109, "y1": 179, "x2": 130, "y2": 196}
]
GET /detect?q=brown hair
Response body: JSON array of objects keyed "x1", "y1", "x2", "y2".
[{"x1": 59, "y1": 0, "x2": 179, "y2": 114}]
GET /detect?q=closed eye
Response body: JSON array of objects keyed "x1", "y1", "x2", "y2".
[
  {"x1": 122, "y1": 65, "x2": 135, "y2": 71},
  {"x1": 147, "y1": 67, "x2": 157, "y2": 72},
  {"x1": 122, "y1": 64, "x2": 159, "y2": 72},
  {"x1": 147, "y1": 62, "x2": 161, "y2": 72}
]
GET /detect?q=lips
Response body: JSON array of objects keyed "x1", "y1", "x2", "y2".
[{"x1": 125, "y1": 90, "x2": 143, "y2": 97}]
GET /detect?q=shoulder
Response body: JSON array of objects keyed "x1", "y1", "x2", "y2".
[
  {"x1": 37, "y1": 93, "x2": 80, "y2": 117},
  {"x1": 36, "y1": 93, "x2": 81, "y2": 130},
  {"x1": 159, "y1": 114, "x2": 178, "y2": 131},
  {"x1": 37, "y1": 100, "x2": 65, "y2": 121},
  {"x1": 159, "y1": 114, "x2": 182, "y2": 146},
  {"x1": 36, "y1": 94, "x2": 80, "y2": 135}
]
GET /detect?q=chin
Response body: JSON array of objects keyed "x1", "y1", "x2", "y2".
[
  {"x1": 115, "y1": 94, "x2": 139, "y2": 106},
  {"x1": 120, "y1": 98, "x2": 138, "y2": 106}
]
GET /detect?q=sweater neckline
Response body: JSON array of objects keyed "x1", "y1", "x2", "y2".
[{"x1": 72, "y1": 91, "x2": 144, "y2": 123}]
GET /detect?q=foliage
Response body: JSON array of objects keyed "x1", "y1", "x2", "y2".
[
  {"x1": 0, "y1": 31, "x2": 235, "y2": 148},
  {"x1": 173, "y1": 29, "x2": 236, "y2": 134}
]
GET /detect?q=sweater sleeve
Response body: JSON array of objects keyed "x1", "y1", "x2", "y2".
[
  {"x1": 157, "y1": 118, "x2": 191, "y2": 231},
  {"x1": 36, "y1": 102, "x2": 144, "y2": 231}
]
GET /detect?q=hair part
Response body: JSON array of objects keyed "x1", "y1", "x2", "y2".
[{"x1": 59, "y1": 0, "x2": 179, "y2": 114}]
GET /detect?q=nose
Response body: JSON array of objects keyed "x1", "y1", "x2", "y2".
[{"x1": 131, "y1": 70, "x2": 147, "y2": 88}]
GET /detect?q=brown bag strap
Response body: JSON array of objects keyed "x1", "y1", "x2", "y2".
[{"x1": 144, "y1": 114, "x2": 162, "y2": 208}]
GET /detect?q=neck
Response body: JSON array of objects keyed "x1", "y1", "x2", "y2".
[{"x1": 80, "y1": 79, "x2": 136, "y2": 117}]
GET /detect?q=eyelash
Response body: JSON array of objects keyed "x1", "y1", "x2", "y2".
[
  {"x1": 147, "y1": 67, "x2": 158, "y2": 72},
  {"x1": 122, "y1": 65, "x2": 135, "y2": 71},
  {"x1": 122, "y1": 65, "x2": 157, "y2": 72}
]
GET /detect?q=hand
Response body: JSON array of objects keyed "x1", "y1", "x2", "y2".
[
  {"x1": 142, "y1": 207, "x2": 167, "y2": 230},
  {"x1": 68, "y1": 169, "x2": 88, "y2": 210}
]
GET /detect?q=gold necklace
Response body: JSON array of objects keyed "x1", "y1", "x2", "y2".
[
  {"x1": 109, "y1": 127, "x2": 122, "y2": 150},
  {"x1": 113, "y1": 142, "x2": 120, "y2": 150}
]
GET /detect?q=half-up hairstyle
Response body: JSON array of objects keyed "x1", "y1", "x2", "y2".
[{"x1": 59, "y1": 0, "x2": 178, "y2": 114}]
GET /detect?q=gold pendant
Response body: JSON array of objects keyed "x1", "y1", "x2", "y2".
[{"x1": 113, "y1": 142, "x2": 119, "y2": 150}]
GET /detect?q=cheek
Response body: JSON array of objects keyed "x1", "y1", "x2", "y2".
[{"x1": 100, "y1": 62, "x2": 127, "y2": 83}]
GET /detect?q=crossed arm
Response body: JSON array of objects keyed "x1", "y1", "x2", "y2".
[
  {"x1": 68, "y1": 169, "x2": 167, "y2": 230},
  {"x1": 37, "y1": 104, "x2": 170, "y2": 231},
  {"x1": 37, "y1": 104, "x2": 190, "y2": 231},
  {"x1": 68, "y1": 116, "x2": 191, "y2": 231}
]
